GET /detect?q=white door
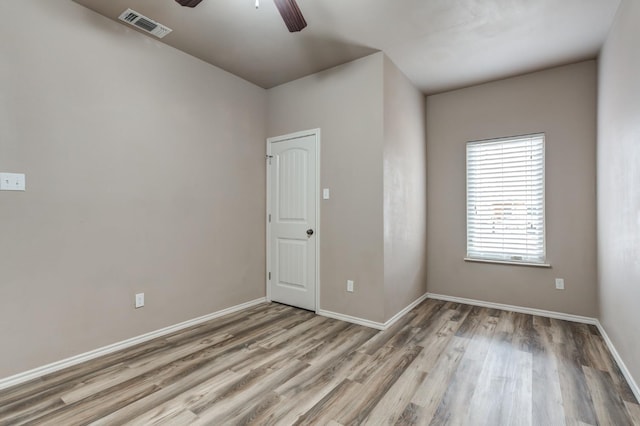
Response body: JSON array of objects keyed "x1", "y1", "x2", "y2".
[{"x1": 267, "y1": 130, "x2": 318, "y2": 311}]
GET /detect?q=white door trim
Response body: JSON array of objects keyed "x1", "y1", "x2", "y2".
[{"x1": 266, "y1": 128, "x2": 321, "y2": 313}]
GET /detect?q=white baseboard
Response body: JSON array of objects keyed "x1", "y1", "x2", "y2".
[
  {"x1": 383, "y1": 293, "x2": 430, "y2": 329},
  {"x1": 318, "y1": 310, "x2": 385, "y2": 330},
  {"x1": 595, "y1": 321, "x2": 640, "y2": 402},
  {"x1": 0, "y1": 297, "x2": 267, "y2": 391},
  {"x1": 426, "y1": 293, "x2": 598, "y2": 325},
  {"x1": 426, "y1": 292, "x2": 639, "y2": 402},
  {"x1": 319, "y1": 292, "x2": 430, "y2": 331}
]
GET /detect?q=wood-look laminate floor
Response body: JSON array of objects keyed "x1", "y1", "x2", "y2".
[{"x1": 1, "y1": 300, "x2": 638, "y2": 425}]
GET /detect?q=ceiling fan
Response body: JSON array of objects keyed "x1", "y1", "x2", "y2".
[{"x1": 175, "y1": 0, "x2": 307, "y2": 32}]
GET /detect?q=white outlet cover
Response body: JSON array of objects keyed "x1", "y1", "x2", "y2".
[
  {"x1": 323, "y1": 188, "x2": 330, "y2": 200},
  {"x1": 347, "y1": 280, "x2": 354, "y2": 292}
]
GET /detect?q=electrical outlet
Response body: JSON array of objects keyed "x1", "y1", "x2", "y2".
[
  {"x1": 135, "y1": 293, "x2": 145, "y2": 308},
  {"x1": 555, "y1": 278, "x2": 565, "y2": 290},
  {"x1": 347, "y1": 280, "x2": 354, "y2": 293}
]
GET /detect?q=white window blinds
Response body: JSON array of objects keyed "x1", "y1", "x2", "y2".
[{"x1": 466, "y1": 134, "x2": 545, "y2": 264}]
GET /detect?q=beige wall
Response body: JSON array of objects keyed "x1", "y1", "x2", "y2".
[
  {"x1": 267, "y1": 52, "x2": 428, "y2": 323},
  {"x1": 267, "y1": 53, "x2": 386, "y2": 322},
  {"x1": 598, "y1": 0, "x2": 640, "y2": 388},
  {"x1": 382, "y1": 57, "x2": 428, "y2": 321},
  {"x1": 0, "y1": 1, "x2": 266, "y2": 378},
  {"x1": 426, "y1": 61, "x2": 598, "y2": 317}
]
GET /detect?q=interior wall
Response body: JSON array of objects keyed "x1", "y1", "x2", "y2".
[
  {"x1": 426, "y1": 61, "x2": 598, "y2": 317},
  {"x1": 267, "y1": 53, "x2": 386, "y2": 323},
  {"x1": 597, "y1": 0, "x2": 640, "y2": 388},
  {"x1": 0, "y1": 0, "x2": 267, "y2": 378},
  {"x1": 382, "y1": 56, "x2": 428, "y2": 321}
]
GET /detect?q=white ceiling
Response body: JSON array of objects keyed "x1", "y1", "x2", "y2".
[{"x1": 72, "y1": 0, "x2": 621, "y2": 94}]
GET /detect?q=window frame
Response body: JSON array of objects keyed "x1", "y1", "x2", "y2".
[{"x1": 464, "y1": 133, "x2": 549, "y2": 268}]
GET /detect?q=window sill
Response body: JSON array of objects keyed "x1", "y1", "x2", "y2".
[{"x1": 464, "y1": 257, "x2": 551, "y2": 268}]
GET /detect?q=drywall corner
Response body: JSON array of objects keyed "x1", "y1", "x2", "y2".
[{"x1": 382, "y1": 55, "x2": 428, "y2": 322}]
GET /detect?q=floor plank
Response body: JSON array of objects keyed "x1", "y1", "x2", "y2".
[
  {"x1": 583, "y1": 366, "x2": 634, "y2": 426},
  {"x1": 0, "y1": 299, "x2": 637, "y2": 426},
  {"x1": 428, "y1": 309, "x2": 500, "y2": 425},
  {"x1": 467, "y1": 311, "x2": 533, "y2": 426},
  {"x1": 626, "y1": 401, "x2": 640, "y2": 424},
  {"x1": 531, "y1": 314, "x2": 566, "y2": 426}
]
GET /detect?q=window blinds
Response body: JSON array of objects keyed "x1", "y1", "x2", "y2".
[{"x1": 466, "y1": 134, "x2": 545, "y2": 264}]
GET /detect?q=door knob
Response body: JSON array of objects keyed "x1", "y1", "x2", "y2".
[{"x1": 306, "y1": 229, "x2": 314, "y2": 236}]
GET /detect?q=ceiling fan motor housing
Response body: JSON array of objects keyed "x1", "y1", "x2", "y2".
[{"x1": 175, "y1": 0, "x2": 204, "y2": 7}]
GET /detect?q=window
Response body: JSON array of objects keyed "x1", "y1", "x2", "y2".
[{"x1": 466, "y1": 134, "x2": 546, "y2": 265}]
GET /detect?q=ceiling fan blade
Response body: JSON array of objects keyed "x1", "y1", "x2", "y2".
[
  {"x1": 174, "y1": 0, "x2": 306, "y2": 32},
  {"x1": 273, "y1": 0, "x2": 307, "y2": 32},
  {"x1": 175, "y1": 0, "x2": 204, "y2": 7}
]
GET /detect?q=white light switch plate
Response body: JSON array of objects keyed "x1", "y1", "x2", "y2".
[
  {"x1": 135, "y1": 293, "x2": 145, "y2": 308},
  {"x1": 0, "y1": 173, "x2": 26, "y2": 191},
  {"x1": 323, "y1": 188, "x2": 330, "y2": 199}
]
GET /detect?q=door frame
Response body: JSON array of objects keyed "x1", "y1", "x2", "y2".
[{"x1": 266, "y1": 128, "x2": 321, "y2": 313}]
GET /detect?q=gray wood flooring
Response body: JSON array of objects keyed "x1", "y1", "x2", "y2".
[{"x1": 0, "y1": 299, "x2": 638, "y2": 425}]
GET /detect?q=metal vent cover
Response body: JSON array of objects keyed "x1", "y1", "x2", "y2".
[{"x1": 118, "y1": 8, "x2": 172, "y2": 39}]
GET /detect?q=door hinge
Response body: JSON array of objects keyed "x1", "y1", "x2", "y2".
[
  {"x1": 268, "y1": 214, "x2": 271, "y2": 223},
  {"x1": 268, "y1": 272, "x2": 271, "y2": 280},
  {"x1": 266, "y1": 154, "x2": 273, "y2": 165}
]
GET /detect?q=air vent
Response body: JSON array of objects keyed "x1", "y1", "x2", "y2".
[{"x1": 118, "y1": 9, "x2": 172, "y2": 39}]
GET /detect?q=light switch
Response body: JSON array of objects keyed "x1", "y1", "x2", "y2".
[
  {"x1": 0, "y1": 173, "x2": 26, "y2": 191},
  {"x1": 135, "y1": 293, "x2": 145, "y2": 308},
  {"x1": 323, "y1": 188, "x2": 330, "y2": 200}
]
